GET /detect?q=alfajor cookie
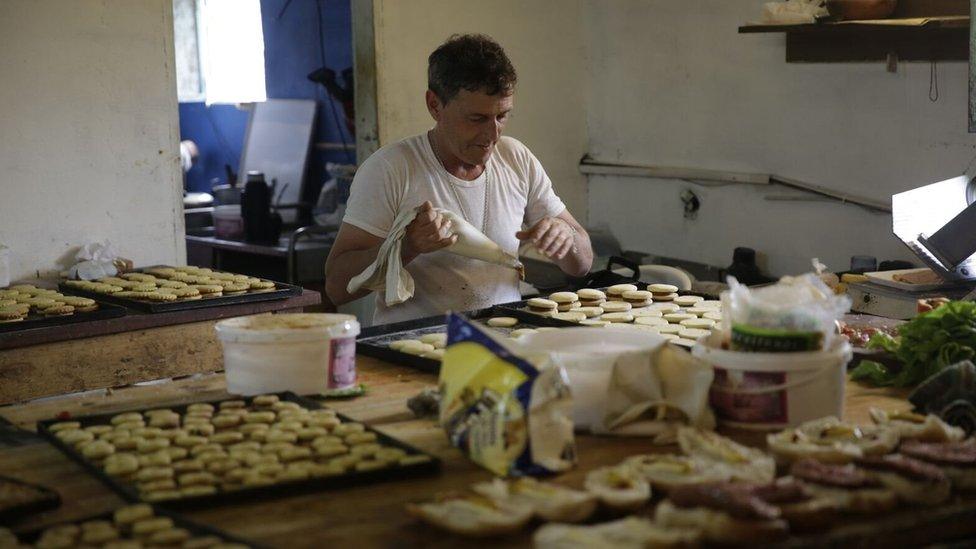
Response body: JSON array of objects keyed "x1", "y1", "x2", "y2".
[
  {"x1": 527, "y1": 297, "x2": 558, "y2": 315},
  {"x1": 552, "y1": 311, "x2": 587, "y2": 323},
  {"x1": 607, "y1": 284, "x2": 638, "y2": 299},
  {"x1": 648, "y1": 284, "x2": 678, "y2": 296},
  {"x1": 549, "y1": 291, "x2": 579, "y2": 304},
  {"x1": 621, "y1": 290, "x2": 654, "y2": 308},
  {"x1": 577, "y1": 288, "x2": 606, "y2": 303}
]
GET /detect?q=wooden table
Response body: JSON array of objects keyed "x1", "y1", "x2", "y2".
[
  {"x1": 0, "y1": 355, "x2": 968, "y2": 548},
  {"x1": 0, "y1": 292, "x2": 321, "y2": 405}
]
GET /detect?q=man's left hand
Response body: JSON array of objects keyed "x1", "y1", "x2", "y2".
[{"x1": 516, "y1": 217, "x2": 577, "y2": 260}]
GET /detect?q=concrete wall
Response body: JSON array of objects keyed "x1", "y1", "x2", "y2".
[
  {"x1": 583, "y1": 0, "x2": 976, "y2": 276},
  {"x1": 370, "y1": 0, "x2": 589, "y2": 221},
  {"x1": 0, "y1": 0, "x2": 184, "y2": 281}
]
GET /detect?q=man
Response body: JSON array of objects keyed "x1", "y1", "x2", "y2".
[{"x1": 325, "y1": 34, "x2": 593, "y2": 324}]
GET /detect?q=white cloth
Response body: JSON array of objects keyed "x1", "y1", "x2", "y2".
[{"x1": 343, "y1": 132, "x2": 565, "y2": 324}]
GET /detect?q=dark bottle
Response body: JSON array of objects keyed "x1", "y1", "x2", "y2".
[
  {"x1": 724, "y1": 247, "x2": 774, "y2": 286},
  {"x1": 241, "y1": 171, "x2": 282, "y2": 244}
]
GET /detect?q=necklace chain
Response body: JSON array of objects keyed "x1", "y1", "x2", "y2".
[{"x1": 429, "y1": 131, "x2": 490, "y2": 234}]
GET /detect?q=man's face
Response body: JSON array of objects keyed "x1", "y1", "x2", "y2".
[{"x1": 428, "y1": 88, "x2": 513, "y2": 166}]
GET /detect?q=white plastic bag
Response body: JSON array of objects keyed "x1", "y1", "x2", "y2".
[
  {"x1": 723, "y1": 272, "x2": 851, "y2": 352},
  {"x1": 64, "y1": 240, "x2": 120, "y2": 280}
]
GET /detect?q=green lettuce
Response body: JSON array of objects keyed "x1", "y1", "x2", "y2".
[{"x1": 851, "y1": 301, "x2": 976, "y2": 387}]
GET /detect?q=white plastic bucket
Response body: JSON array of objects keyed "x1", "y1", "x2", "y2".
[
  {"x1": 692, "y1": 334, "x2": 852, "y2": 430},
  {"x1": 213, "y1": 205, "x2": 244, "y2": 239},
  {"x1": 215, "y1": 313, "x2": 360, "y2": 396}
]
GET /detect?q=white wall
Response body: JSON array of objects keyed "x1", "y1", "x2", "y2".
[
  {"x1": 370, "y1": 0, "x2": 589, "y2": 220},
  {"x1": 0, "y1": 0, "x2": 184, "y2": 281},
  {"x1": 583, "y1": 0, "x2": 976, "y2": 276}
]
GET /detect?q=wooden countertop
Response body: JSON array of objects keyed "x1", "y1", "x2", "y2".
[
  {"x1": 0, "y1": 354, "x2": 965, "y2": 548},
  {"x1": 0, "y1": 291, "x2": 321, "y2": 351}
]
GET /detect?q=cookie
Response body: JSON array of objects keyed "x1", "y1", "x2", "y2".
[
  {"x1": 680, "y1": 318, "x2": 715, "y2": 329},
  {"x1": 601, "y1": 312, "x2": 635, "y2": 323},
  {"x1": 157, "y1": 279, "x2": 188, "y2": 289},
  {"x1": 191, "y1": 284, "x2": 224, "y2": 296},
  {"x1": 703, "y1": 311, "x2": 723, "y2": 322},
  {"x1": 677, "y1": 328, "x2": 711, "y2": 340},
  {"x1": 674, "y1": 295, "x2": 704, "y2": 307},
  {"x1": 648, "y1": 283, "x2": 679, "y2": 295},
  {"x1": 670, "y1": 338, "x2": 697, "y2": 349},
  {"x1": 548, "y1": 291, "x2": 579, "y2": 304},
  {"x1": 607, "y1": 284, "x2": 638, "y2": 298},
  {"x1": 526, "y1": 297, "x2": 558, "y2": 313},
  {"x1": 571, "y1": 306, "x2": 603, "y2": 318},
  {"x1": 579, "y1": 319, "x2": 609, "y2": 327},
  {"x1": 551, "y1": 311, "x2": 586, "y2": 323},
  {"x1": 631, "y1": 309, "x2": 663, "y2": 318},
  {"x1": 621, "y1": 290, "x2": 654, "y2": 308},
  {"x1": 156, "y1": 287, "x2": 202, "y2": 300},
  {"x1": 634, "y1": 316, "x2": 668, "y2": 326},
  {"x1": 577, "y1": 288, "x2": 606, "y2": 302},
  {"x1": 486, "y1": 317, "x2": 518, "y2": 328},
  {"x1": 648, "y1": 302, "x2": 681, "y2": 313},
  {"x1": 419, "y1": 333, "x2": 447, "y2": 348},
  {"x1": 59, "y1": 295, "x2": 98, "y2": 312},
  {"x1": 664, "y1": 313, "x2": 696, "y2": 324},
  {"x1": 120, "y1": 273, "x2": 158, "y2": 283},
  {"x1": 600, "y1": 301, "x2": 632, "y2": 313},
  {"x1": 41, "y1": 304, "x2": 75, "y2": 316},
  {"x1": 556, "y1": 301, "x2": 581, "y2": 312},
  {"x1": 652, "y1": 293, "x2": 679, "y2": 302}
]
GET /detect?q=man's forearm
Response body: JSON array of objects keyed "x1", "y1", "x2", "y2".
[{"x1": 554, "y1": 229, "x2": 593, "y2": 277}]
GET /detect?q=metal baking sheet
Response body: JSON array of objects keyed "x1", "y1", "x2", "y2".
[
  {"x1": 58, "y1": 267, "x2": 302, "y2": 313},
  {"x1": 356, "y1": 306, "x2": 582, "y2": 374},
  {"x1": 36, "y1": 392, "x2": 440, "y2": 510},
  {"x1": 0, "y1": 301, "x2": 126, "y2": 334},
  {"x1": 495, "y1": 284, "x2": 717, "y2": 313},
  {"x1": 13, "y1": 507, "x2": 265, "y2": 547}
]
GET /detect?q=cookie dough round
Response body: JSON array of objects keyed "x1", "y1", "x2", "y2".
[
  {"x1": 677, "y1": 328, "x2": 711, "y2": 340},
  {"x1": 680, "y1": 318, "x2": 715, "y2": 329},
  {"x1": 664, "y1": 313, "x2": 696, "y2": 324},
  {"x1": 670, "y1": 338, "x2": 697, "y2": 349},
  {"x1": 421, "y1": 349, "x2": 445, "y2": 361},
  {"x1": 631, "y1": 308, "x2": 663, "y2": 318},
  {"x1": 648, "y1": 302, "x2": 681, "y2": 313},
  {"x1": 634, "y1": 316, "x2": 668, "y2": 326},
  {"x1": 600, "y1": 301, "x2": 632, "y2": 313},
  {"x1": 673, "y1": 295, "x2": 703, "y2": 307},
  {"x1": 400, "y1": 341, "x2": 435, "y2": 355},
  {"x1": 551, "y1": 311, "x2": 586, "y2": 323},
  {"x1": 509, "y1": 328, "x2": 538, "y2": 338},
  {"x1": 486, "y1": 317, "x2": 518, "y2": 328},
  {"x1": 651, "y1": 324, "x2": 683, "y2": 335},
  {"x1": 419, "y1": 333, "x2": 447, "y2": 348},
  {"x1": 579, "y1": 319, "x2": 609, "y2": 327},
  {"x1": 683, "y1": 307, "x2": 710, "y2": 317},
  {"x1": 601, "y1": 312, "x2": 634, "y2": 323},
  {"x1": 572, "y1": 306, "x2": 604, "y2": 318}
]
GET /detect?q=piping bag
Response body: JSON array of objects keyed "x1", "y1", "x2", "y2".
[{"x1": 347, "y1": 205, "x2": 524, "y2": 306}]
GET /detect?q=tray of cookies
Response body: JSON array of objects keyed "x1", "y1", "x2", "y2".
[
  {"x1": 58, "y1": 265, "x2": 302, "y2": 313},
  {"x1": 35, "y1": 392, "x2": 439, "y2": 509},
  {"x1": 1, "y1": 502, "x2": 264, "y2": 547},
  {"x1": 495, "y1": 283, "x2": 723, "y2": 350},
  {"x1": 0, "y1": 284, "x2": 127, "y2": 334},
  {"x1": 356, "y1": 306, "x2": 582, "y2": 374}
]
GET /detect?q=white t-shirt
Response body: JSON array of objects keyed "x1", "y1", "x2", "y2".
[{"x1": 343, "y1": 132, "x2": 566, "y2": 324}]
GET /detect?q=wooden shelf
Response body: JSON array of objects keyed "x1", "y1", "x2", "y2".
[{"x1": 739, "y1": 16, "x2": 969, "y2": 63}]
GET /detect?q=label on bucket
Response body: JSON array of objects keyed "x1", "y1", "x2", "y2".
[
  {"x1": 710, "y1": 368, "x2": 787, "y2": 423},
  {"x1": 328, "y1": 336, "x2": 357, "y2": 389}
]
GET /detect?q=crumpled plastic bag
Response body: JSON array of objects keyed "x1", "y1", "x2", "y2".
[
  {"x1": 724, "y1": 271, "x2": 851, "y2": 352},
  {"x1": 439, "y1": 313, "x2": 575, "y2": 477},
  {"x1": 64, "y1": 240, "x2": 122, "y2": 280},
  {"x1": 513, "y1": 328, "x2": 715, "y2": 444}
]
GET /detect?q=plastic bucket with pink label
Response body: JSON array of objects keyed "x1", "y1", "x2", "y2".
[
  {"x1": 215, "y1": 313, "x2": 360, "y2": 396},
  {"x1": 692, "y1": 334, "x2": 852, "y2": 431}
]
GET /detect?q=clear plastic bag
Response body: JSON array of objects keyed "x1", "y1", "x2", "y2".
[{"x1": 723, "y1": 272, "x2": 851, "y2": 352}]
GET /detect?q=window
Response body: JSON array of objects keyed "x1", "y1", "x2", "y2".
[{"x1": 173, "y1": 0, "x2": 267, "y2": 105}]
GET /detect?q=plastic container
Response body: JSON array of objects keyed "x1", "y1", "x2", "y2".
[
  {"x1": 215, "y1": 313, "x2": 360, "y2": 396},
  {"x1": 692, "y1": 334, "x2": 852, "y2": 431},
  {"x1": 213, "y1": 205, "x2": 244, "y2": 239}
]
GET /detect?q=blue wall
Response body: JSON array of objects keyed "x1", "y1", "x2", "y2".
[{"x1": 180, "y1": 0, "x2": 354, "y2": 197}]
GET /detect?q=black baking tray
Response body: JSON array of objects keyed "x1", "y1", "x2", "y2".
[
  {"x1": 495, "y1": 283, "x2": 718, "y2": 312},
  {"x1": 0, "y1": 301, "x2": 126, "y2": 334},
  {"x1": 11, "y1": 506, "x2": 265, "y2": 547},
  {"x1": 35, "y1": 392, "x2": 440, "y2": 510},
  {"x1": 0, "y1": 475, "x2": 61, "y2": 524},
  {"x1": 356, "y1": 306, "x2": 582, "y2": 374},
  {"x1": 58, "y1": 267, "x2": 302, "y2": 313}
]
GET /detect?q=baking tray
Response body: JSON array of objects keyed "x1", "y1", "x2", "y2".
[
  {"x1": 0, "y1": 475, "x2": 60, "y2": 524},
  {"x1": 356, "y1": 306, "x2": 582, "y2": 374},
  {"x1": 495, "y1": 283, "x2": 718, "y2": 312},
  {"x1": 0, "y1": 301, "x2": 126, "y2": 334},
  {"x1": 11, "y1": 507, "x2": 265, "y2": 547},
  {"x1": 863, "y1": 268, "x2": 964, "y2": 293},
  {"x1": 36, "y1": 392, "x2": 440, "y2": 510},
  {"x1": 58, "y1": 268, "x2": 302, "y2": 313}
]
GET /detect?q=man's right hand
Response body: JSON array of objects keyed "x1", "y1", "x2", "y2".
[{"x1": 402, "y1": 201, "x2": 458, "y2": 261}]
